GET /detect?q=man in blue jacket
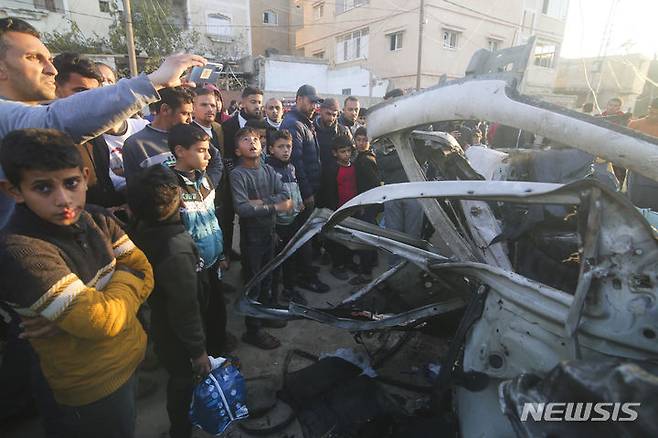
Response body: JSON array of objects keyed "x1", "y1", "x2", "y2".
[{"x1": 279, "y1": 84, "x2": 329, "y2": 293}]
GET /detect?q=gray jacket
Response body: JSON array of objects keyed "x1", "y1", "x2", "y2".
[
  {"x1": 0, "y1": 74, "x2": 160, "y2": 226},
  {"x1": 229, "y1": 164, "x2": 290, "y2": 230}
]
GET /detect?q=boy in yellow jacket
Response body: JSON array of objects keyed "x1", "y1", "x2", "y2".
[{"x1": 0, "y1": 129, "x2": 153, "y2": 438}]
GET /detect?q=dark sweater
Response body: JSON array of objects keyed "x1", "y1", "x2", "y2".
[
  {"x1": 354, "y1": 149, "x2": 380, "y2": 194},
  {"x1": 129, "y1": 221, "x2": 207, "y2": 359}
]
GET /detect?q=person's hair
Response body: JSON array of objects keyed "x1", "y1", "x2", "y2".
[
  {"x1": 151, "y1": 87, "x2": 194, "y2": 113},
  {"x1": 344, "y1": 96, "x2": 359, "y2": 106},
  {"x1": 269, "y1": 129, "x2": 292, "y2": 147},
  {"x1": 0, "y1": 129, "x2": 82, "y2": 186},
  {"x1": 168, "y1": 123, "x2": 210, "y2": 155},
  {"x1": 354, "y1": 127, "x2": 368, "y2": 139},
  {"x1": 609, "y1": 97, "x2": 623, "y2": 106},
  {"x1": 94, "y1": 61, "x2": 118, "y2": 80},
  {"x1": 127, "y1": 165, "x2": 181, "y2": 224},
  {"x1": 320, "y1": 97, "x2": 340, "y2": 110},
  {"x1": 384, "y1": 88, "x2": 404, "y2": 100},
  {"x1": 230, "y1": 100, "x2": 237, "y2": 105},
  {"x1": 242, "y1": 86, "x2": 263, "y2": 98},
  {"x1": 53, "y1": 52, "x2": 103, "y2": 85},
  {"x1": 582, "y1": 102, "x2": 594, "y2": 113},
  {"x1": 332, "y1": 134, "x2": 354, "y2": 151},
  {"x1": 0, "y1": 18, "x2": 40, "y2": 59},
  {"x1": 245, "y1": 118, "x2": 269, "y2": 130},
  {"x1": 234, "y1": 127, "x2": 259, "y2": 147},
  {"x1": 193, "y1": 87, "x2": 214, "y2": 98}
]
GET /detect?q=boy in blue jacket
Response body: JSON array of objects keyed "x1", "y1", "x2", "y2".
[
  {"x1": 168, "y1": 123, "x2": 233, "y2": 357},
  {"x1": 266, "y1": 130, "x2": 306, "y2": 305}
]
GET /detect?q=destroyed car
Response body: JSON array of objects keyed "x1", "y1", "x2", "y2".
[{"x1": 236, "y1": 58, "x2": 658, "y2": 436}]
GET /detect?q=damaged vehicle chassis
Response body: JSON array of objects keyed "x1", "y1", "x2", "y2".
[{"x1": 237, "y1": 78, "x2": 658, "y2": 436}]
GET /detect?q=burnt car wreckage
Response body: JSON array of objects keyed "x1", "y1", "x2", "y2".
[{"x1": 236, "y1": 44, "x2": 658, "y2": 437}]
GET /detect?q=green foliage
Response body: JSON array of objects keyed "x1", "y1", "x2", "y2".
[
  {"x1": 107, "y1": 0, "x2": 199, "y2": 71},
  {"x1": 43, "y1": 0, "x2": 200, "y2": 72},
  {"x1": 42, "y1": 22, "x2": 109, "y2": 54}
]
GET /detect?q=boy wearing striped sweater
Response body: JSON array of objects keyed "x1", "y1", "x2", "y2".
[{"x1": 0, "y1": 129, "x2": 154, "y2": 438}]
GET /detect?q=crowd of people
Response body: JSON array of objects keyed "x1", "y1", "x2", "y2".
[
  {"x1": 2, "y1": 15, "x2": 658, "y2": 438},
  {"x1": 0, "y1": 16, "x2": 399, "y2": 438}
]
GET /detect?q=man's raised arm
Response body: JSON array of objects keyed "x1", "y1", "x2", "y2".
[{"x1": 0, "y1": 54, "x2": 206, "y2": 143}]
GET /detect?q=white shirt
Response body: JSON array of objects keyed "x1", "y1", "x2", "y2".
[
  {"x1": 238, "y1": 113, "x2": 248, "y2": 129},
  {"x1": 104, "y1": 118, "x2": 150, "y2": 191},
  {"x1": 266, "y1": 118, "x2": 281, "y2": 129},
  {"x1": 194, "y1": 120, "x2": 213, "y2": 138}
]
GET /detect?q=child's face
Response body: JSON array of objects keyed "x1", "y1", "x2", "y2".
[
  {"x1": 236, "y1": 133, "x2": 262, "y2": 159},
  {"x1": 269, "y1": 139, "x2": 292, "y2": 162},
  {"x1": 175, "y1": 140, "x2": 211, "y2": 171},
  {"x1": 355, "y1": 135, "x2": 370, "y2": 152},
  {"x1": 333, "y1": 146, "x2": 352, "y2": 165},
  {"x1": 8, "y1": 166, "x2": 89, "y2": 226}
]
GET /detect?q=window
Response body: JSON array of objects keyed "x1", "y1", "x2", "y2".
[
  {"x1": 336, "y1": 0, "x2": 368, "y2": 15},
  {"x1": 336, "y1": 28, "x2": 369, "y2": 62},
  {"x1": 263, "y1": 10, "x2": 278, "y2": 25},
  {"x1": 541, "y1": 0, "x2": 568, "y2": 19},
  {"x1": 34, "y1": 0, "x2": 63, "y2": 12},
  {"x1": 312, "y1": 50, "x2": 325, "y2": 59},
  {"x1": 487, "y1": 38, "x2": 501, "y2": 52},
  {"x1": 591, "y1": 60, "x2": 602, "y2": 73},
  {"x1": 207, "y1": 13, "x2": 232, "y2": 39},
  {"x1": 534, "y1": 43, "x2": 559, "y2": 68},
  {"x1": 388, "y1": 31, "x2": 403, "y2": 51},
  {"x1": 313, "y1": 2, "x2": 324, "y2": 19},
  {"x1": 442, "y1": 30, "x2": 459, "y2": 49},
  {"x1": 98, "y1": 0, "x2": 110, "y2": 13},
  {"x1": 342, "y1": 88, "x2": 352, "y2": 95}
]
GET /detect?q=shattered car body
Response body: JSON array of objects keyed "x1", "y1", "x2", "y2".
[{"x1": 237, "y1": 77, "x2": 658, "y2": 435}]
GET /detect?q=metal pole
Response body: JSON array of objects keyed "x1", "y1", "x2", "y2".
[
  {"x1": 123, "y1": 0, "x2": 139, "y2": 77},
  {"x1": 415, "y1": 0, "x2": 425, "y2": 90}
]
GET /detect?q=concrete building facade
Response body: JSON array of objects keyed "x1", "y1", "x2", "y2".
[
  {"x1": 249, "y1": 0, "x2": 303, "y2": 56},
  {"x1": 295, "y1": 0, "x2": 568, "y2": 94},
  {"x1": 555, "y1": 54, "x2": 653, "y2": 114},
  {"x1": 175, "y1": 0, "x2": 252, "y2": 59},
  {"x1": 0, "y1": 0, "x2": 116, "y2": 39},
  {"x1": 249, "y1": 54, "x2": 387, "y2": 104}
]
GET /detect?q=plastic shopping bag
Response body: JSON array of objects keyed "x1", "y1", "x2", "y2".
[{"x1": 189, "y1": 356, "x2": 249, "y2": 435}]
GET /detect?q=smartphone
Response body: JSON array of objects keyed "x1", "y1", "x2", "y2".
[{"x1": 186, "y1": 62, "x2": 224, "y2": 85}]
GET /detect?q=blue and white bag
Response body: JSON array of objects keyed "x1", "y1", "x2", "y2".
[{"x1": 189, "y1": 356, "x2": 249, "y2": 435}]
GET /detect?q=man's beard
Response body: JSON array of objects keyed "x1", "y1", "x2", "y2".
[{"x1": 245, "y1": 109, "x2": 261, "y2": 119}]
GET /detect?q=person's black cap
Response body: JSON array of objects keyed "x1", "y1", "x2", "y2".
[
  {"x1": 296, "y1": 84, "x2": 324, "y2": 103},
  {"x1": 384, "y1": 88, "x2": 404, "y2": 100}
]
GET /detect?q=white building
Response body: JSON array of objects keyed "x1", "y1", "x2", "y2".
[
  {"x1": 0, "y1": 0, "x2": 116, "y2": 39},
  {"x1": 252, "y1": 54, "x2": 387, "y2": 104}
]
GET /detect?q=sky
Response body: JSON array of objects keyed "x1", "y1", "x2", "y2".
[{"x1": 561, "y1": 0, "x2": 658, "y2": 59}]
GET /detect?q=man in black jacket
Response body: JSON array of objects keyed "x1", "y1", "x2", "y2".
[
  {"x1": 221, "y1": 86, "x2": 263, "y2": 167},
  {"x1": 315, "y1": 97, "x2": 352, "y2": 186},
  {"x1": 128, "y1": 165, "x2": 210, "y2": 438},
  {"x1": 280, "y1": 84, "x2": 329, "y2": 292}
]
